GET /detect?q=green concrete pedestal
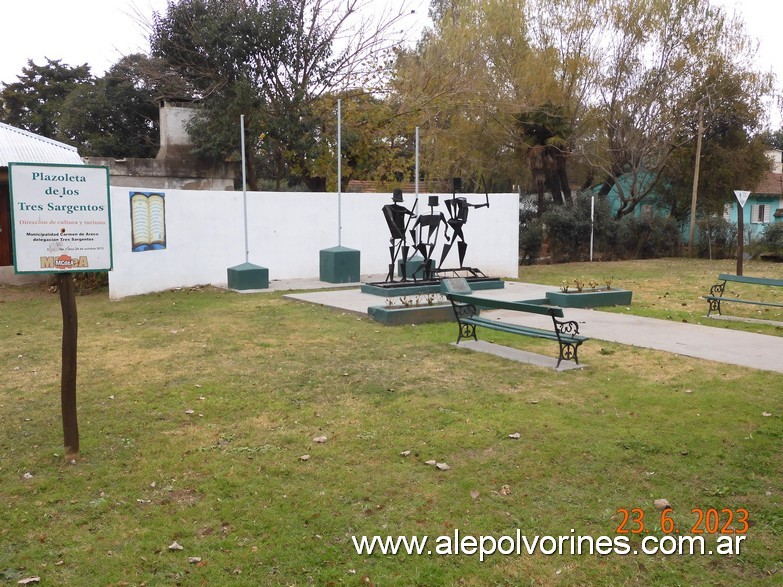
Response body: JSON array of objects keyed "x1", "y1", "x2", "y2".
[
  {"x1": 397, "y1": 255, "x2": 424, "y2": 280},
  {"x1": 319, "y1": 246, "x2": 360, "y2": 283},
  {"x1": 227, "y1": 262, "x2": 269, "y2": 290}
]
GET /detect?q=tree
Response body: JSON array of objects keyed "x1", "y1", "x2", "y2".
[
  {"x1": 391, "y1": 0, "x2": 602, "y2": 197},
  {"x1": 0, "y1": 59, "x2": 92, "y2": 139},
  {"x1": 150, "y1": 0, "x2": 414, "y2": 190},
  {"x1": 517, "y1": 103, "x2": 574, "y2": 210},
  {"x1": 58, "y1": 55, "x2": 160, "y2": 158},
  {"x1": 585, "y1": 0, "x2": 772, "y2": 218},
  {"x1": 390, "y1": 0, "x2": 545, "y2": 191},
  {"x1": 665, "y1": 67, "x2": 770, "y2": 221}
]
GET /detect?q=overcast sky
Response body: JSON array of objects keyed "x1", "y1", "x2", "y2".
[
  {"x1": 0, "y1": 0, "x2": 781, "y2": 126},
  {"x1": 0, "y1": 0, "x2": 429, "y2": 84}
]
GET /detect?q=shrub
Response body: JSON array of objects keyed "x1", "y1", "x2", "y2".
[
  {"x1": 540, "y1": 193, "x2": 616, "y2": 262},
  {"x1": 519, "y1": 218, "x2": 544, "y2": 264},
  {"x1": 760, "y1": 222, "x2": 783, "y2": 257},
  {"x1": 614, "y1": 215, "x2": 680, "y2": 259},
  {"x1": 696, "y1": 216, "x2": 736, "y2": 259}
]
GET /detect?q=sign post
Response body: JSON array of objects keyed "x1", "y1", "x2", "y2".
[
  {"x1": 734, "y1": 190, "x2": 750, "y2": 277},
  {"x1": 8, "y1": 163, "x2": 112, "y2": 457}
]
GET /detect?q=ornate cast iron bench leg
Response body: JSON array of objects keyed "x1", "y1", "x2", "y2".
[
  {"x1": 557, "y1": 341, "x2": 579, "y2": 368},
  {"x1": 458, "y1": 322, "x2": 477, "y2": 344},
  {"x1": 707, "y1": 282, "x2": 726, "y2": 317}
]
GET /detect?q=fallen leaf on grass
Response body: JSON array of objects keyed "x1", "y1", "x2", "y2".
[
  {"x1": 313, "y1": 435, "x2": 328, "y2": 444},
  {"x1": 18, "y1": 578, "x2": 40, "y2": 585},
  {"x1": 762, "y1": 412, "x2": 772, "y2": 417},
  {"x1": 436, "y1": 463, "x2": 450, "y2": 471},
  {"x1": 654, "y1": 499, "x2": 672, "y2": 511},
  {"x1": 499, "y1": 485, "x2": 512, "y2": 496},
  {"x1": 425, "y1": 460, "x2": 437, "y2": 466},
  {"x1": 299, "y1": 454, "x2": 310, "y2": 461},
  {"x1": 188, "y1": 557, "x2": 202, "y2": 564},
  {"x1": 168, "y1": 541, "x2": 184, "y2": 551},
  {"x1": 400, "y1": 450, "x2": 411, "y2": 457},
  {"x1": 470, "y1": 490, "x2": 480, "y2": 500},
  {"x1": 508, "y1": 433, "x2": 521, "y2": 439}
]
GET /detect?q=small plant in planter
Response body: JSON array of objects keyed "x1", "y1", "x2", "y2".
[
  {"x1": 546, "y1": 275, "x2": 631, "y2": 308},
  {"x1": 382, "y1": 294, "x2": 446, "y2": 309},
  {"x1": 369, "y1": 293, "x2": 452, "y2": 325}
]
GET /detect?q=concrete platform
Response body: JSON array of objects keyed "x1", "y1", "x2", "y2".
[
  {"x1": 453, "y1": 340, "x2": 586, "y2": 371},
  {"x1": 284, "y1": 280, "x2": 783, "y2": 375}
]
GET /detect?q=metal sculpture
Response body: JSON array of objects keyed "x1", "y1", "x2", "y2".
[
  {"x1": 439, "y1": 177, "x2": 489, "y2": 270},
  {"x1": 382, "y1": 188, "x2": 415, "y2": 282},
  {"x1": 410, "y1": 195, "x2": 450, "y2": 281}
]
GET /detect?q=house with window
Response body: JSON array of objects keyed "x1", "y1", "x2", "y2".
[{"x1": 723, "y1": 149, "x2": 783, "y2": 239}]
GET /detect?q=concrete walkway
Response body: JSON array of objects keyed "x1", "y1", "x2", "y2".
[{"x1": 283, "y1": 280, "x2": 783, "y2": 375}]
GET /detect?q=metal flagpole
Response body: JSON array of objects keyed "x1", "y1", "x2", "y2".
[
  {"x1": 590, "y1": 194, "x2": 595, "y2": 262},
  {"x1": 337, "y1": 99, "x2": 342, "y2": 246},
  {"x1": 415, "y1": 126, "x2": 419, "y2": 197},
  {"x1": 241, "y1": 115, "x2": 249, "y2": 263}
]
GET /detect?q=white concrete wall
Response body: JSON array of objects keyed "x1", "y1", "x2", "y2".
[{"x1": 108, "y1": 188, "x2": 519, "y2": 299}]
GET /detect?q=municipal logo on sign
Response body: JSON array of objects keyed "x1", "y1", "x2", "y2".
[{"x1": 734, "y1": 190, "x2": 751, "y2": 208}]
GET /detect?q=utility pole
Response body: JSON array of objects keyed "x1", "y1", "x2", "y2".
[{"x1": 688, "y1": 100, "x2": 704, "y2": 257}]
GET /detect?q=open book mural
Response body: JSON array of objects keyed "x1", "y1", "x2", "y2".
[{"x1": 130, "y1": 192, "x2": 166, "y2": 252}]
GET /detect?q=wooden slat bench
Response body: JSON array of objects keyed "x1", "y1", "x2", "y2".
[
  {"x1": 445, "y1": 292, "x2": 588, "y2": 368},
  {"x1": 705, "y1": 274, "x2": 783, "y2": 317}
]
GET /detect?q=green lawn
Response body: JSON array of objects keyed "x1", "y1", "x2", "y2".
[{"x1": 1, "y1": 259, "x2": 781, "y2": 586}]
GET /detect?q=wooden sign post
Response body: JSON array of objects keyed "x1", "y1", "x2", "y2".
[
  {"x1": 58, "y1": 273, "x2": 79, "y2": 455},
  {"x1": 8, "y1": 163, "x2": 112, "y2": 458}
]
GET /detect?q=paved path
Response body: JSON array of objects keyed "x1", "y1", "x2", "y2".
[{"x1": 285, "y1": 281, "x2": 783, "y2": 375}]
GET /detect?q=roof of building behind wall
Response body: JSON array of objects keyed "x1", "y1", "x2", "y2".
[
  {"x1": 0, "y1": 122, "x2": 83, "y2": 167},
  {"x1": 753, "y1": 170, "x2": 783, "y2": 197}
]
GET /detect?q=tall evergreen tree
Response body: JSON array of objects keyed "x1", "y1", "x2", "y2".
[{"x1": 0, "y1": 59, "x2": 92, "y2": 139}]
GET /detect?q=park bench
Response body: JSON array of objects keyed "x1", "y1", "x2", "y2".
[
  {"x1": 445, "y1": 292, "x2": 588, "y2": 368},
  {"x1": 705, "y1": 273, "x2": 783, "y2": 317}
]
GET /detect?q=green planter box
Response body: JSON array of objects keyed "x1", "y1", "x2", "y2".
[
  {"x1": 367, "y1": 304, "x2": 455, "y2": 326},
  {"x1": 545, "y1": 288, "x2": 632, "y2": 308}
]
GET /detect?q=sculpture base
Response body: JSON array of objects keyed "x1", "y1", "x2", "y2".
[{"x1": 361, "y1": 276, "x2": 504, "y2": 297}]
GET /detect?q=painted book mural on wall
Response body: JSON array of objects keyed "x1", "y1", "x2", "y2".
[{"x1": 130, "y1": 192, "x2": 166, "y2": 252}]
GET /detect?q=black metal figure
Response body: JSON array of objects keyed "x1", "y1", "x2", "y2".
[
  {"x1": 382, "y1": 188, "x2": 416, "y2": 282},
  {"x1": 410, "y1": 195, "x2": 450, "y2": 281},
  {"x1": 438, "y1": 177, "x2": 489, "y2": 270}
]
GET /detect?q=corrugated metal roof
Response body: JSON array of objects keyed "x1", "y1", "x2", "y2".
[{"x1": 0, "y1": 121, "x2": 83, "y2": 167}]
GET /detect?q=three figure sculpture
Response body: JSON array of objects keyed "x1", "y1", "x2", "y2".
[{"x1": 382, "y1": 179, "x2": 489, "y2": 282}]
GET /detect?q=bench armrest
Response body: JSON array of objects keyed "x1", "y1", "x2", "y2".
[
  {"x1": 449, "y1": 298, "x2": 478, "y2": 321},
  {"x1": 553, "y1": 317, "x2": 580, "y2": 337}
]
